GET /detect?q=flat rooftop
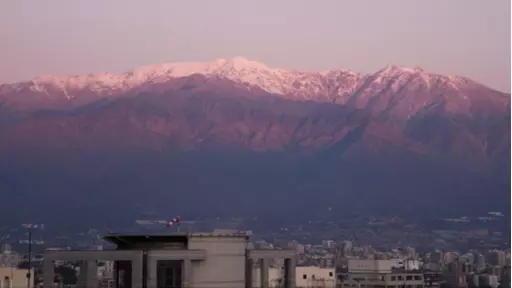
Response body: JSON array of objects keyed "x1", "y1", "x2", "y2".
[{"x1": 103, "y1": 232, "x2": 249, "y2": 246}]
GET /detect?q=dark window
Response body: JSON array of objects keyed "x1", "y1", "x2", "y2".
[
  {"x1": 157, "y1": 260, "x2": 182, "y2": 288},
  {"x1": 391, "y1": 276, "x2": 396, "y2": 281},
  {"x1": 303, "y1": 274, "x2": 307, "y2": 279},
  {"x1": 406, "y1": 275, "x2": 413, "y2": 280},
  {"x1": 329, "y1": 272, "x2": 333, "y2": 277}
]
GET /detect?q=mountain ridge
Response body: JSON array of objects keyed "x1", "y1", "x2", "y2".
[
  {"x1": 0, "y1": 58, "x2": 509, "y2": 224},
  {"x1": 1, "y1": 58, "x2": 508, "y2": 128},
  {"x1": 1, "y1": 57, "x2": 507, "y2": 99}
]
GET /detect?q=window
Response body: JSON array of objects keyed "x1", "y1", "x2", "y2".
[
  {"x1": 157, "y1": 260, "x2": 182, "y2": 288},
  {"x1": 414, "y1": 275, "x2": 422, "y2": 281},
  {"x1": 406, "y1": 275, "x2": 413, "y2": 280},
  {"x1": 397, "y1": 276, "x2": 403, "y2": 281},
  {"x1": 391, "y1": 276, "x2": 396, "y2": 281},
  {"x1": 303, "y1": 274, "x2": 307, "y2": 279},
  {"x1": 329, "y1": 272, "x2": 333, "y2": 277}
]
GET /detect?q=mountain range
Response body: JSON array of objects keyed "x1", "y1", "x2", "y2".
[{"x1": 0, "y1": 57, "x2": 509, "y2": 226}]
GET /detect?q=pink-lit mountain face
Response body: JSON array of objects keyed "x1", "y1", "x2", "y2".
[{"x1": 0, "y1": 58, "x2": 509, "y2": 223}]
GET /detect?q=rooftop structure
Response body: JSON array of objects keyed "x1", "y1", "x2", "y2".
[
  {"x1": 43, "y1": 232, "x2": 296, "y2": 288},
  {"x1": 338, "y1": 259, "x2": 425, "y2": 287}
]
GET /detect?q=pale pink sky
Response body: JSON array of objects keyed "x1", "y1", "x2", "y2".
[{"x1": 1, "y1": 0, "x2": 510, "y2": 92}]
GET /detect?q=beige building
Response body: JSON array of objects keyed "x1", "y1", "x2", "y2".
[
  {"x1": 253, "y1": 266, "x2": 336, "y2": 288},
  {"x1": 0, "y1": 267, "x2": 34, "y2": 288},
  {"x1": 338, "y1": 259, "x2": 425, "y2": 288},
  {"x1": 295, "y1": 267, "x2": 336, "y2": 288},
  {"x1": 44, "y1": 232, "x2": 297, "y2": 288}
]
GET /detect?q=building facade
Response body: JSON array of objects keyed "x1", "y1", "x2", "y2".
[
  {"x1": 0, "y1": 267, "x2": 34, "y2": 288},
  {"x1": 338, "y1": 259, "x2": 425, "y2": 288},
  {"x1": 43, "y1": 232, "x2": 296, "y2": 288},
  {"x1": 253, "y1": 266, "x2": 336, "y2": 288}
]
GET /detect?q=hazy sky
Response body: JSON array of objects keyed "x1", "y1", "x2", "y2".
[{"x1": 1, "y1": 0, "x2": 510, "y2": 92}]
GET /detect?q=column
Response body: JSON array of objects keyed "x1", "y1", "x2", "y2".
[
  {"x1": 114, "y1": 261, "x2": 119, "y2": 287},
  {"x1": 77, "y1": 261, "x2": 86, "y2": 288},
  {"x1": 260, "y1": 259, "x2": 269, "y2": 288},
  {"x1": 146, "y1": 258, "x2": 157, "y2": 288},
  {"x1": 245, "y1": 258, "x2": 254, "y2": 288},
  {"x1": 181, "y1": 259, "x2": 191, "y2": 288},
  {"x1": 77, "y1": 261, "x2": 97, "y2": 288},
  {"x1": 87, "y1": 261, "x2": 98, "y2": 287},
  {"x1": 284, "y1": 258, "x2": 296, "y2": 288},
  {"x1": 131, "y1": 257, "x2": 144, "y2": 288},
  {"x1": 43, "y1": 259, "x2": 54, "y2": 288}
]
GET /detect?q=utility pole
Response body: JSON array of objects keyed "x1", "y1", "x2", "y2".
[{"x1": 26, "y1": 228, "x2": 32, "y2": 288}]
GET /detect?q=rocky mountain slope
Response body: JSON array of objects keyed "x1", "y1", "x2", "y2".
[{"x1": 0, "y1": 58, "x2": 509, "y2": 225}]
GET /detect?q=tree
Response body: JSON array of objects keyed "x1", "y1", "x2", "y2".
[{"x1": 54, "y1": 265, "x2": 77, "y2": 285}]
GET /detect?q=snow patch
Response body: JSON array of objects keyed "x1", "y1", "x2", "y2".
[{"x1": 2, "y1": 57, "x2": 471, "y2": 102}]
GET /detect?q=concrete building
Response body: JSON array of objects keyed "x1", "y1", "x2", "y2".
[
  {"x1": 43, "y1": 232, "x2": 296, "y2": 288},
  {"x1": 478, "y1": 274, "x2": 499, "y2": 287},
  {"x1": 322, "y1": 240, "x2": 335, "y2": 249},
  {"x1": 423, "y1": 272, "x2": 442, "y2": 288},
  {"x1": 253, "y1": 266, "x2": 336, "y2": 288},
  {"x1": 348, "y1": 259, "x2": 397, "y2": 273},
  {"x1": 487, "y1": 250, "x2": 506, "y2": 267},
  {"x1": 340, "y1": 241, "x2": 352, "y2": 258},
  {"x1": 295, "y1": 267, "x2": 335, "y2": 288},
  {"x1": 0, "y1": 267, "x2": 34, "y2": 288},
  {"x1": 252, "y1": 266, "x2": 283, "y2": 287},
  {"x1": 445, "y1": 262, "x2": 469, "y2": 288},
  {"x1": 475, "y1": 253, "x2": 486, "y2": 272},
  {"x1": 338, "y1": 259, "x2": 425, "y2": 287}
]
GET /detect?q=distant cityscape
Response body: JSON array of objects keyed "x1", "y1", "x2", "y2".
[{"x1": 0, "y1": 210, "x2": 509, "y2": 287}]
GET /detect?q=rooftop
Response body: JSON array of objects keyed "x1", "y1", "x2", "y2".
[{"x1": 103, "y1": 232, "x2": 249, "y2": 246}]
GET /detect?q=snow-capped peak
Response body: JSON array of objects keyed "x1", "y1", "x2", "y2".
[
  {"x1": 102, "y1": 56, "x2": 299, "y2": 95},
  {"x1": 1, "y1": 57, "x2": 483, "y2": 103},
  {"x1": 215, "y1": 56, "x2": 270, "y2": 70},
  {"x1": 377, "y1": 65, "x2": 425, "y2": 75},
  {"x1": 126, "y1": 56, "x2": 273, "y2": 80}
]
